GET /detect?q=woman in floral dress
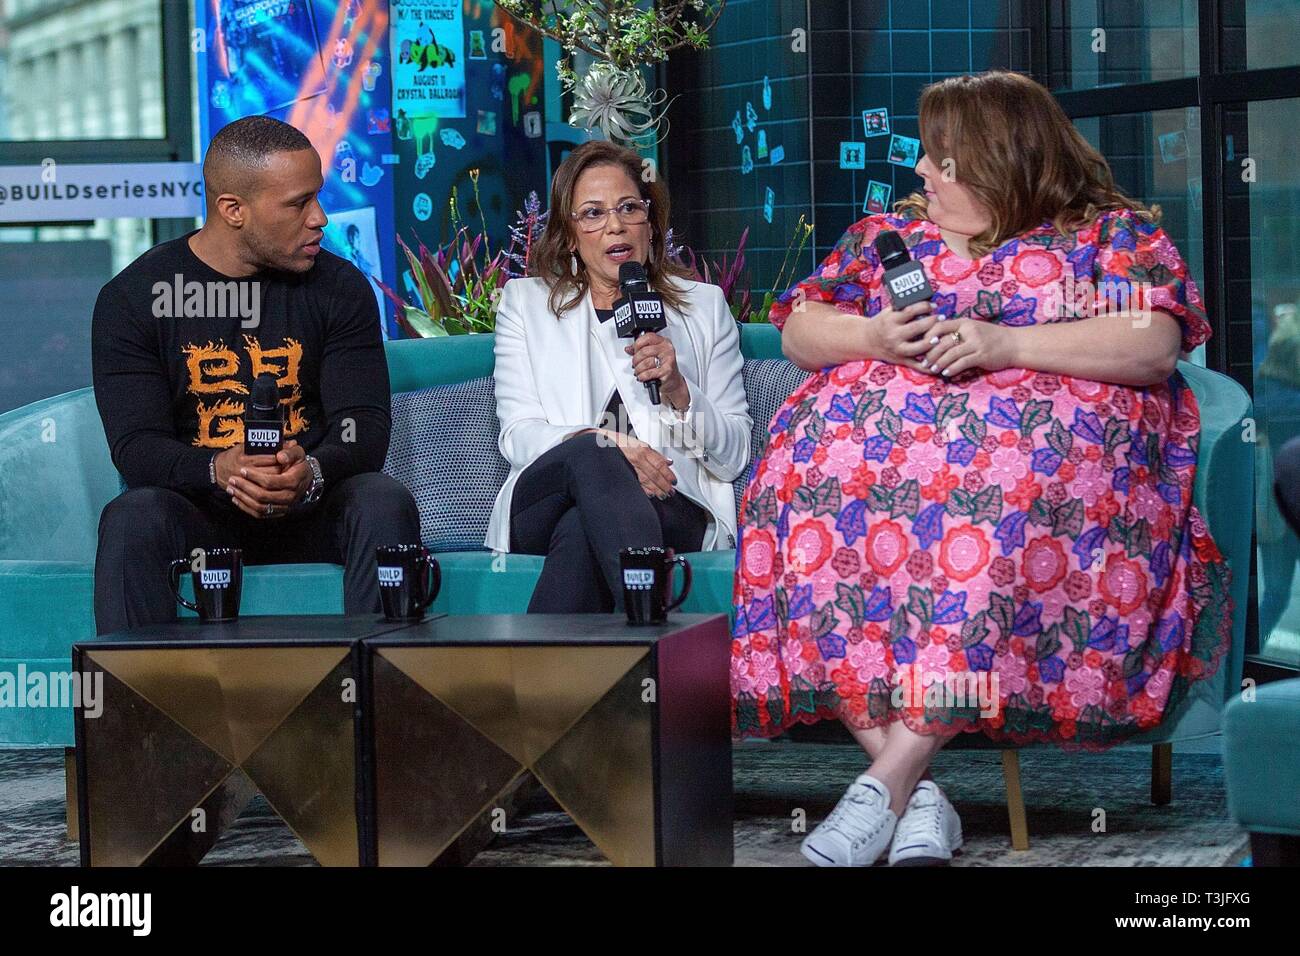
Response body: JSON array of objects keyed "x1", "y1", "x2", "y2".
[{"x1": 730, "y1": 71, "x2": 1235, "y2": 867}]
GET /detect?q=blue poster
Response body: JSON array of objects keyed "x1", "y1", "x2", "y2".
[{"x1": 195, "y1": 0, "x2": 399, "y2": 338}]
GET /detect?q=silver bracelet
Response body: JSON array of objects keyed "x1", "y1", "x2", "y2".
[{"x1": 209, "y1": 453, "x2": 219, "y2": 486}]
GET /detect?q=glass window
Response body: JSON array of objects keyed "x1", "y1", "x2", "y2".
[
  {"x1": 1049, "y1": 1, "x2": 1199, "y2": 92},
  {"x1": 0, "y1": 219, "x2": 168, "y2": 412},
  {"x1": 1236, "y1": 97, "x2": 1300, "y2": 668},
  {"x1": 1222, "y1": 0, "x2": 1300, "y2": 72},
  {"x1": 1073, "y1": 107, "x2": 1206, "y2": 367},
  {"x1": 0, "y1": 0, "x2": 165, "y2": 141}
]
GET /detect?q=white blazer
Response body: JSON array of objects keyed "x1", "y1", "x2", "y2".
[{"x1": 486, "y1": 275, "x2": 752, "y2": 554}]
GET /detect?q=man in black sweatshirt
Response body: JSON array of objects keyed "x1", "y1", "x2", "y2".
[{"x1": 91, "y1": 115, "x2": 419, "y2": 634}]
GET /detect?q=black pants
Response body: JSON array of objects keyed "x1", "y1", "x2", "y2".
[
  {"x1": 509, "y1": 432, "x2": 709, "y2": 613},
  {"x1": 94, "y1": 472, "x2": 420, "y2": 635}
]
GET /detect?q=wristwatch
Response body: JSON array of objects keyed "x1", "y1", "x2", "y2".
[{"x1": 301, "y1": 455, "x2": 324, "y2": 504}]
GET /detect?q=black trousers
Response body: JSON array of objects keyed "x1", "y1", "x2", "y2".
[
  {"x1": 94, "y1": 472, "x2": 420, "y2": 635},
  {"x1": 509, "y1": 432, "x2": 709, "y2": 613}
]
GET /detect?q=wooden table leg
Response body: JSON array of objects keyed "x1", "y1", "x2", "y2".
[{"x1": 1002, "y1": 750, "x2": 1030, "y2": 851}]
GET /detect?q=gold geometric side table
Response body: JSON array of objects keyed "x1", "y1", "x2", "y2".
[
  {"x1": 360, "y1": 613, "x2": 733, "y2": 867},
  {"x1": 72, "y1": 614, "x2": 427, "y2": 866}
]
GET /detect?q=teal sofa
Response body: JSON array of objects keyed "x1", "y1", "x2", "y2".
[{"x1": 0, "y1": 323, "x2": 1253, "y2": 787}]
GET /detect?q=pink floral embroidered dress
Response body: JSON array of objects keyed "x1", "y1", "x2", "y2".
[{"x1": 730, "y1": 209, "x2": 1234, "y2": 750}]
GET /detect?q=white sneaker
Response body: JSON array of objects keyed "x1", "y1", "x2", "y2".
[
  {"x1": 800, "y1": 773, "x2": 897, "y2": 867},
  {"x1": 888, "y1": 780, "x2": 963, "y2": 866}
]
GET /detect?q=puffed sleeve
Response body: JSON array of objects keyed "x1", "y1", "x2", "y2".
[
  {"x1": 1092, "y1": 208, "x2": 1212, "y2": 353},
  {"x1": 767, "y1": 214, "x2": 894, "y2": 332}
]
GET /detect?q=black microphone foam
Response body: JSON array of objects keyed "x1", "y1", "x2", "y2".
[
  {"x1": 873, "y1": 229, "x2": 910, "y2": 270},
  {"x1": 618, "y1": 260, "x2": 649, "y2": 292},
  {"x1": 250, "y1": 373, "x2": 279, "y2": 413}
]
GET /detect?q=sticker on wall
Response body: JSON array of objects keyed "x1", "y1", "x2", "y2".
[
  {"x1": 770, "y1": 144, "x2": 785, "y2": 165},
  {"x1": 507, "y1": 73, "x2": 533, "y2": 124},
  {"x1": 414, "y1": 151, "x2": 436, "y2": 179},
  {"x1": 367, "y1": 108, "x2": 391, "y2": 135},
  {"x1": 477, "y1": 110, "x2": 498, "y2": 135},
  {"x1": 523, "y1": 111, "x2": 543, "y2": 138},
  {"x1": 334, "y1": 139, "x2": 355, "y2": 172},
  {"x1": 1186, "y1": 107, "x2": 1199, "y2": 132},
  {"x1": 395, "y1": 109, "x2": 413, "y2": 140},
  {"x1": 862, "y1": 107, "x2": 890, "y2": 138},
  {"x1": 332, "y1": 37, "x2": 354, "y2": 70},
  {"x1": 440, "y1": 128, "x2": 466, "y2": 149},
  {"x1": 757, "y1": 130, "x2": 768, "y2": 159},
  {"x1": 469, "y1": 29, "x2": 487, "y2": 59},
  {"x1": 731, "y1": 111, "x2": 744, "y2": 144},
  {"x1": 491, "y1": 63, "x2": 506, "y2": 101},
  {"x1": 762, "y1": 75, "x2": 772, "y2": 111},
  {"x1": 363, "y1": 62, "x2": 383, "y2": 93},
  {"x1": 210, "y1": 81, "x2": 231, "y2": 110},
  {"x1": 413, "y1": 192, "x2": 434, "y2": 221},
  {"x1": 764, "y1": 186, "x2": 775, "y2": 223},
  {"x1": 360, "y1": 162, "x2": 384, "y2": 187},
  {"x1": 840, "y1": 142, "x2": 866, "y2": 170},
  {"x1": 746, "y1": 102, "x2": 759, "y2": 131},
  {"x1": 322, "y1": 205, "x2": 386, "y2": 327},
  {"x1": 864, "y1": 180, "x2": 893, "y2": 214},
  {"x1": 887, "y1": 134, "x2": 920, "y2": 168},
  {"x1": 1188, "y1": 176, "x2": 1203, "y2": 212},
  {"x1": 741, "y1": 145, "x2": 754, "y2": 174},
  {"x1": 1158, "y1": 130, "x2": 1189, "y2": 164}
]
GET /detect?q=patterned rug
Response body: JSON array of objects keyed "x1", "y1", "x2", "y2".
[{"x1": 0, "y1": 743, "x2": 1248, "y2": 867}]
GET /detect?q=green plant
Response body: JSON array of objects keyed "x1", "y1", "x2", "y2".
[
  {"x1": 378, "y1": 174, "x2": 545, "y2": 337},
  {"x1": 496, "y1": 0, "x2": 726, "y2": 87},
  {"x1": 670, "y1": 214, "x2": 813, "y2": 324}
]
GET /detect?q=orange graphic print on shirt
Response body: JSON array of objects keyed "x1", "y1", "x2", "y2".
[{"x1": 182, "y1": 335, "x2": 309, "y2": 448}]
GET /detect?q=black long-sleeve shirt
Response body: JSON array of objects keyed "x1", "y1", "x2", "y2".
[{"x1": 91, "y1": 230, "x2": 391, "y2": 500}]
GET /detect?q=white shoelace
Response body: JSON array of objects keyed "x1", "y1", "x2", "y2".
[
  {"x1": 823, "y1": 777, "x2": 892, "y2": 848},
  {"x1": 894, "y1": 787, "x2": 946, "y2": 847}
]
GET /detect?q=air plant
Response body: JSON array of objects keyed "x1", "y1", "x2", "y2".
[{"x1": 495, "y1": 0, "x2": 726, "y2": 144}]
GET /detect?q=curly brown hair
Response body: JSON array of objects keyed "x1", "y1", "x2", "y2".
[
  {"x1": 530, "y1": 140, "x2": 693, "y2": 317},
  {"x1": 895, "y1": 71, "x2": 1160, "y2": 257}
]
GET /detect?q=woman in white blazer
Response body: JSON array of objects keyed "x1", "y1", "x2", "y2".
[{"x1": 487, "y1": 140, "x2": 752, "y2": 613}]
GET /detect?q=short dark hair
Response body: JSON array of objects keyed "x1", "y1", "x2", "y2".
[{"x1": 203, "y1": 115, "x2": 315, "y2": 199}]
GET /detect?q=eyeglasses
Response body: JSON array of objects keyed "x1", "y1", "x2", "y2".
[{"x1": 570, "y1": 199, "x2": 652, "y2": 233}]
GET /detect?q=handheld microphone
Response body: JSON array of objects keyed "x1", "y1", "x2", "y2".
[
  {"x1": 612, "y1": 261, "x2": 667, "y2": 406},
  {"x1": 874, "y1": 230, "x2": 934, "y2": 310},
  {"x1": 243, "y1": 372, "x2": 284, "y2": 454}
]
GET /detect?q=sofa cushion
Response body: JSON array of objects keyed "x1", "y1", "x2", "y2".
[
  {"x1": 734, "y1": 359, "x2": 811, "y2": 516},
  {"x1": 384, "y1": 376, "x2": 509, "y2": 553}
]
